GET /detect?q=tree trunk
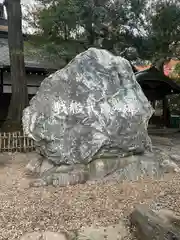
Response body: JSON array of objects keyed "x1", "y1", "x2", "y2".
[{"x1": 4, "y1": 0, "x2": 28, "y2": 130}]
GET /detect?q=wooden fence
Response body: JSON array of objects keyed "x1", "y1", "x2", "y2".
[{"x1": 0, "y1": 131, "x2": 35, "y2": 152}]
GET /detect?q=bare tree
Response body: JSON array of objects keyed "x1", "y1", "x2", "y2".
[{"x1": 4, "y1": 0, "x2": 28, "y2": 130}]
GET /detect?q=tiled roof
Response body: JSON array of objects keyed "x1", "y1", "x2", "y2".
[
  {"x1": 135, "y1": 66, "x2": 180, "y2": 96},
  {"x1": 0, "y1": 35, "x2": 64, "y2": 70}
]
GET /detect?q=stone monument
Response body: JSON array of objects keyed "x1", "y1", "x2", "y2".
[{"x1": 22, "y1": 48, "x2": 155, "y2": 186}]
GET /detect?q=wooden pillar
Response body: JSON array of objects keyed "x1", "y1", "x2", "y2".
[
  {"x1": 0, "y1": 69, "x2": 3, "y2": 94},
  {"x1": 152, "y1": 100, "x2": 156, "y2": 109},
  {"x1": 149, "y1": 100, "x2": 155, "y2": 125},
  {"x1": 162, "y1": 97, "x2": 170, "y2": 127}
]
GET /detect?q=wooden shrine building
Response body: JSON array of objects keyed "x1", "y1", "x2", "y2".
[
  {"x1": 0, "y1": 3, "x2": 64, "y2": 123},
  {"x1": 0, "y1": 8, "x2": 58, "y2": 95},
  {"x1": 135, "y1": 66, "x2": 180, "y2": 127}
]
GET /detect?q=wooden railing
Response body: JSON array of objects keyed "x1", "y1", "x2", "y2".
[{"x1": 0, "y1": 131, "x2": 35, "y2": 152}]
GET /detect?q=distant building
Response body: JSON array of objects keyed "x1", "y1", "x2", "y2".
[
  {"x1": 0, "y1": 3, "x2": 62, "y2": 123},
  {"x1": 0, "y1": 2, "x2": 63, "y2": 96},
  {"x1": 135, "y1": 59, "x2": 180, "y2": 77}
]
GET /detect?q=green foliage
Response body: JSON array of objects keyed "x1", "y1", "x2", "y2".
[
  {"x1": 23, "y1": 0, "x2": 180, "y2": 115},
  {"x1": 168, "y1": 95, "x2": 180, "y2": 114},
  {"x1": 149, "y1": 0, "x2": 180, "y2": 59},
  {"x1": 169, "y1": 62, "x2": 180, "y2": 85},
  {"x1": 25, "y1": 0, "x2": 180, "y2": 64},
  {"x1": 174, "y1": 63, "x2": 180, "y2": 75}
]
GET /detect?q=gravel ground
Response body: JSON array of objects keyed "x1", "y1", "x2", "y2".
[{"x1": 0, "y1": 152, "x2": 180, "y2": 240}]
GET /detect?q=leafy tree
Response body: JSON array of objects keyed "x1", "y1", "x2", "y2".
[
  {"x1": 24, "y1": 0, "x2": 150, "y2": 62},
  {"x1": 174, "y1": 63, "x2": 180, "y2": 77},
  {"x1": 24, "y1": 0, "x2": 180, "y2": 69},
  {"x1": 140, "y1": 0, "x2": 180, "y2": 69}
]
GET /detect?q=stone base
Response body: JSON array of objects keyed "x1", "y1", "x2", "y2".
[{"x1": 26, "y1": 147, "x2": 180, "y2": 188}]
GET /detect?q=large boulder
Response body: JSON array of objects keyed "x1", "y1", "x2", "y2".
[{"x1": 22, "y1": 48, "x2": 153, "y2": 166}]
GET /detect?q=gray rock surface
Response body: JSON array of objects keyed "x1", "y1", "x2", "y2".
[
  {"x1": 24, "y1": 49, "x2": 180, "y2": 188},
  {"x1": 25, "y1": 154, "x2": 43, "y2": 174},
  {"x1": 29, "y1": 155, "x2": 138, "y2": 187},
  {"x1": 27, "y1": 149, "x2": 180, "y2": 187},
  {"x1": 22, "y1": 48, "x2": 153, "y2": 165},
  {"x1": 40, "y1": 158, "x2": 55, "y2": 176},
  {"x1": 131, "y1": 205, "x2": 180, "y2": 240},
  {"x1": 171, "y1": 154, "x2": 180, "y2": 162}
]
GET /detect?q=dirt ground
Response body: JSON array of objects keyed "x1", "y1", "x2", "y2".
[{"x1": 0, "y1": 148, "x2": 180, "y2": 240}]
